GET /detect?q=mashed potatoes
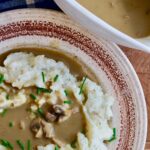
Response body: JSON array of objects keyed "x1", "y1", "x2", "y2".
[{"x1": 0, "y1": 52, "x2": 114, "y2": 150}]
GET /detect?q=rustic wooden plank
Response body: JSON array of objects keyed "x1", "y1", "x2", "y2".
[{"x1": 120, "y1": 46, "x2": 150, "y2": 149}]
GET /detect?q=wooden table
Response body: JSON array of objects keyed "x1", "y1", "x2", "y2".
[{"x1": 121, "y1": 46, "x2": 150, "y2": 150}]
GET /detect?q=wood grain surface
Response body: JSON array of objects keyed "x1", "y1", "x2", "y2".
[{"x1": 120, "y1": 46, "x2": 150, "y2": 150}]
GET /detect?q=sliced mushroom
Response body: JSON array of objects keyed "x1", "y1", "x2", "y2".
[
  {"x1": 58, "y1": 110, "x2": 72, "y2": 123},
  {"x1": 19, "y1": 120, "x2": 25, "y2": 130},
  {"x1": 30, "y1": 118, "x2": 41, "y2": 133},
  {"x1": 52, "y1": 137, "x2": 66, "y2": 147},
  {"x1": 53, "y1": 105, "x2": 64, "y2": 115},
  {"x1": 45, "y1": 112, "x2": 57, "y2": 122},
  {"x1": 41, "y1": 120, "x2": 55, "y2": 138},
  {"x1": 45, "y1": 105, "x2": 79, "y2": 123},
  {"x1": 35, "y1": 127, "x2": 43, "y2": 138},
  {"x1": 30, "y1": 118, "x2": 43, "y2": 138},
  {"x1": 58, "y1": 107, "x2": 79, "y2": 123}
]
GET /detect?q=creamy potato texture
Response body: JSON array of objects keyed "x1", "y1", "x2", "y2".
[{"x1": 0, "y1": 52, "x2": 114, "y2": 150}]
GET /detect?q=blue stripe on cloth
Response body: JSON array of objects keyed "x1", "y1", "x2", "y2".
[
  {"x1": 34, "y1": 0, "x2": 61, "y2": 10},
  {"x1": 0, "y1": 0, "x2": 61, "y2": 12},
  {"x1": 0, "y1": 0, "x2": 27, "y2": 12}
]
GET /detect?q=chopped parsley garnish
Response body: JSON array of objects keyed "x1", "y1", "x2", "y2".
[
  {"x1": 41, "y1": 72, "x2": 45, "y2": 83},
  {"x1": 0, "y1": 74, "x2": 5, "y2": 84},
  {"x1": 36, "y1": 87, "x2": 52, "y2": 94},
  {"x1": 81, "y1": 128, "x2": 86, "y2": 135},
  {"x1": 16, "y1": 140, "x2": 24, "y2": 150},
  {"x1": 9, "y1": 122, "x2": 13, "y2": 128},
  {"x1": 71, "y1": 140, "x2": 77, "y2": 148},
  {"x1": 64, "y1": 100, "x2": 72, "y2": 105},
  {"x1": 79, "y1": 76, "x2": 87, "y2": 95},
  {"x1": 1, "y1": 109, "x2": 7, "y2": 117},
  {"x1": 37, "y1": 108, "x2": 44, "y2": 117},
  {"x1": 53, "y1": 74, "x2": 59, "y2": 82},
  {"x1": 36, "y1": 88, "x2": 41, "y2": 95},
  {"x1": 108, "y1": 128, "x2": 116, "y2": 142},
  {"x1": 64, "y1": 90, "x2": 69, "y2": 97},
  {"x1": 6, "y1": 94, "x2": 9, "y2": 100},
  {"x1": 29, "y1": 94, "x2": 36, "y2": 100},
  {"x1": 55, "y1": 145, "x2": 59, "y2": 150},
  {"x1": 27, "y1": 140, "x2": 31, "y2": 150},
  {"x1": 0, "y1": 139, "x2": 13, "y2": 150}
]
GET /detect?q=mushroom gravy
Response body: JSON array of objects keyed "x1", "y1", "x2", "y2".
[
  {"x1": 0, "y1": 48, "x2": 97, "y2": 150},
  {"x1": 0, "y1": 48, "x2": 114, "y2": 150},
  {"x1": 77, "y1": 0, "x2": 150, "y2": 38}
]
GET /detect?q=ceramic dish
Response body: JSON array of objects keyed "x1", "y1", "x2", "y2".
[
  {"x1": 0, "y1": 9, "x2": 147, "y2": 150},
  {"x1": 54, "y1": 0, "x2": 150, "y2": 53}
]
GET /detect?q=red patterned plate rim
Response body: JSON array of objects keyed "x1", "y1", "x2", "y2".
[{"x1": 0, "y1": 9, "x2": 147, "y2": 150}]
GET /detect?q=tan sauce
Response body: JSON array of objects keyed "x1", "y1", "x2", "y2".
[
  {"x1": 0, "y1": 48, "x2": 96, "y2": 149},
  {"x1": 0, "y1": 104, "x2": 50, "y2": 149},
  {"x1": 77, "y1": 0, "x2": 150, "y2": 38}
]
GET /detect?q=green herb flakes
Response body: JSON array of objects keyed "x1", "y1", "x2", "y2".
[
  {"x1": 9, "y1": 122, "x2": 13, "y2": 128},
  {"x1": 36, "y1": 87, "x2": 52, "y2": 94},
  {"x1": 64, "y1": 90, "x2": 69, "y2": 97},
  {"x1": 79, "y1": 76, "x2": 87, "y2": 95},
  {"x1": 0, "y1": 139, "x2": 13, "y2": 150},
  {"x1": 37, "y1": 108, "x2": 44, "y2": 117},
  {"x1": 41, "y1": 72, "x2": 45, "y2": 83},
  {"x1": 55, "y1": 145, "x2": 59, "y2": 150},
  {"x1": 29, "y1": 94, "x2": 36, "y2": 100},
  {"x1": 108, "y1": 128, "x2": 116, "y2": 142},
  {"x1": 1, "y1": 109, "x2": 7, "y2": 117},
  {"x1": 64, "y1": 100, "x2": 72, "y2": 105},
  {"x1": 6, "y1": 94, "x2": 9, "y2": 100},
  {"x1": 0, "y1": 74, "x2": 5, "y2": 84},
  {"x1": 16, "y1": 140, "x2": 24, "y2": 150},
  {"x1": 71, "y1": 140, "x2": 77, "y2": 148},
  {"x1": 53, "y1": 74, "x2": 59, "y2": 82},
  {"x1": 36, "y1": 87, "x2": 41, "y2": 95},
  {"x1": 27, "y1": 140, "x2": 31, "y2": 150}
]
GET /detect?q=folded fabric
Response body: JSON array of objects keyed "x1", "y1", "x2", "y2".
[{"x1": 0, "y1": 0, "x2": 61, "y2": 12}]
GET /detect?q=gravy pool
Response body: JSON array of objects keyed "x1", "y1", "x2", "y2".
[
  {"x1": 0, "y1": 48, "x2": 97, "y2": 149},
  {"x1": 77, "y1": 0, "x2": 150, "y2": 38}
]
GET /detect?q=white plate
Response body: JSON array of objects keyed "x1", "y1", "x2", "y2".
[{"x1": 0, "y1": 9, "x2": 147, "y2": 150}]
